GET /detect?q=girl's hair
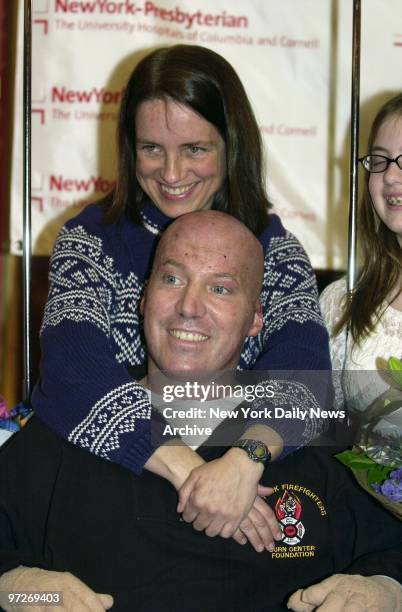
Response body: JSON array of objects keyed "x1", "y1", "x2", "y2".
[
  {"x1": 105, "y1": 44, "x2": 272, "y2": 236},
  {"x1": 334, "y1": 93, "x2": 402, "y2": 343}
]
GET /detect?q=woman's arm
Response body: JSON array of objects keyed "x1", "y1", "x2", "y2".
[
  {"x1": 145, "y1": 424, "x2": 282, "y2": 551},
  {"x1": 31, "y1": 211, "x2": 169, "y2": 475}
]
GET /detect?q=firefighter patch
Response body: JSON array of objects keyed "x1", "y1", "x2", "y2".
[
  {"x1": 275, "y1": 491, "x2": 305, "y2": 545},
  {"x1": 270, "y1": 483, "x2": 327, "y2": 559}
]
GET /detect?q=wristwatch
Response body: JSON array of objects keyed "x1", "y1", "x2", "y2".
[{"x1": 232, "y1": 439, "x2": 271, "y2": 465}]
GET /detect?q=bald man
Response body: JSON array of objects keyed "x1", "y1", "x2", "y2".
[
  {"x1": 0, "y1": 212, "x2": 401, "y2": 612},
  {"x1": 141, "y1": 211, "x2": 282, "y2": 546}
]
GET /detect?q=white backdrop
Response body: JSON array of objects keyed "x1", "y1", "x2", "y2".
[{"x1": 10, "y1": 0, "x2": 402, "y2": 268}]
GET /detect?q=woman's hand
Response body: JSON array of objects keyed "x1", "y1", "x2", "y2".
[{"x1": 177, "y1": 448, "x2": 281, "y2": 551}]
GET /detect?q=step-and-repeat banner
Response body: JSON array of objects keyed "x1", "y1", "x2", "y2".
[{"x1": 10, "y1": 0, "x2": 402, "y2": 268}]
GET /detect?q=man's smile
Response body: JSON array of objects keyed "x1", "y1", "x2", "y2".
[{"x1": 169, "y1": 329, "x2": 209, "y2": 342}]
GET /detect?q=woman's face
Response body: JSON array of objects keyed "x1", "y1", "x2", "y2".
[
  {"x1": 135, "y1": 99, "x2": 226, "y2": 218},
  {"x1": 369, "y1": 115, "x2": 402, "y2": 246}
]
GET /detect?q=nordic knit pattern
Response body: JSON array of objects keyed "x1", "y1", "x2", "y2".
[{"x1": 32, "y1": 201, "x2": 331, "y2": 473}]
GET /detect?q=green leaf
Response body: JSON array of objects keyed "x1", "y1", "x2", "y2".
[
  {"x1": 388, "y1": 356, "x2": 402, "y2": 388},
  {"x1": 335, "y1": 450, "x2": 377, "y2": 470},
  {"x1": 335, "y1": 450, "x2": 357, "y2": 465},
  {"x1": 367, "y1": 464, "x2": 392, "y2": 486}
]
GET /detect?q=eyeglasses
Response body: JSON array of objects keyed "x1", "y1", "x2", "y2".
[{"x1": 359, "y1": 154, "x2": 402, "y2": 173}]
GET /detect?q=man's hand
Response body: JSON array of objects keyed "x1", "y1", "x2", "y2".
[
  {"x1": 177, "y1": 448, "x2": 281, "y2": 550},
  {"x1": 287, "y1": 574, "x2": 402, "y2": 611},
  {"x1": 0, "y1": 566, "x2": 114, "y2": 612}
]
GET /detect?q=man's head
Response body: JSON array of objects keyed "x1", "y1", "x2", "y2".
[{"x1": 141, "y1": 210, "x2": 264, "y2": 378}]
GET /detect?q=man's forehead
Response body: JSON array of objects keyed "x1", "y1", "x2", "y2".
[{"x1": 156, "y1": 238, "x2": 246, "y2": 273}]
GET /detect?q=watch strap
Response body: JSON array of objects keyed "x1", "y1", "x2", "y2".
[{"x1": 232, "y1": 438, "x2": 271, "y2": 464}]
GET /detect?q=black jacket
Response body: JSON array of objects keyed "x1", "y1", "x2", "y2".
[{"x1": 0, "y1": 416, "x2": 401, "y2": 611}]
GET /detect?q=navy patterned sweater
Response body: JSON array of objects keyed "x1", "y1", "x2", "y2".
[{"x1": 31, "y1": 200, "x2": 331, "y2": 474}]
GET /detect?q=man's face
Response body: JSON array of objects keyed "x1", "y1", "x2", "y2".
[{"x1": 141, "y1": 214, "x2": 263, "y2": 378}]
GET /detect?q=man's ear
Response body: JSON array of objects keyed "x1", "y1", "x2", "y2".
[{"x1": 247, "y1": 300, "x2": 263, "y2": 337}]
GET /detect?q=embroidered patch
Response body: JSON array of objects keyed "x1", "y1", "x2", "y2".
[
  {"x1": 275, "y1": 491, "x2": 305, "y2": 545},
  {"x1": 270, "y1": 482, "x2": 327, "y2": 559}
]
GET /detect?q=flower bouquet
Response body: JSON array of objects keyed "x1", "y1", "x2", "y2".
[
  {"x1": 0, "y1": 396, "x2": 32, "y2": 437},
  {"x1": 336, "y1": 356, "x2": 402, "y2": 520}
]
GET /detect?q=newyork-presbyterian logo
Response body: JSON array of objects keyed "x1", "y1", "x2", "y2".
[{"x1": 54, "y1": 1, "x2": 249, "y2": 29}]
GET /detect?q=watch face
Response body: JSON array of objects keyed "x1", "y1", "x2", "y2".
[
  {"x1": 234, "y1": 439, "x2": 270, "y2": 463},
  {"x1": 253, "y1": 444, "x2": 267, "y2": 460}
]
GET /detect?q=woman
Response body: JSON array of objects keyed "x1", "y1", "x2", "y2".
[
  {"x1": 320, "y1": 93, "x2": 402, "y2": 414},
  {"x1": 31, "y1": 45, "x2": 330, "y2": 533}
]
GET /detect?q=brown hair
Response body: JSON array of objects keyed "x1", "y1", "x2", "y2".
[
  {"x1": 335, "y1": 93, "x2": 402, "y2": 343},
  {"x1": 105, "y1": 44, "x2": 272, "y2": 236}
]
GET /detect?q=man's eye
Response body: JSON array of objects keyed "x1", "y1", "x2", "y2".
[
  {"x1": 164, "y1": 274, "x2": 180, "y2": 285},
  {"x1": 212, "y1": 285, "x2": 230, "y2": 295}
]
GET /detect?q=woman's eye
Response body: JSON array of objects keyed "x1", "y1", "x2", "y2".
[
  {"x1": 188, "y1": 145, "x2": 206, "y2": 155},
  {"x1": 138, "y1": 144, "x2": 161, "y2": 154}
]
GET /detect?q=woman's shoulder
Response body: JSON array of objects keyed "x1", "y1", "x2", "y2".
[
  {"x1": 50, "y1": 203, "x2": 134, "y2": 270},
  {"x1": 259, "y1": 213, "x2": 309, "y2": 255},
  {"x1": 59, "y1": 201, "x2": 141, "y2": 248},
  {"x1": 259, "y1": 213, "x2": 286, "y2": 243},
  {"x1": 63, "y1": 201, "x2": 107, "y2": 234}
]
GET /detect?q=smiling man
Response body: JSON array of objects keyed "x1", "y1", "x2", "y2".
[
  {"x1": 140, "y1": 211, "x2": 282, "y2": 545},
  {"x1": 142, "y1": 210, "x2": 264, "y2": 376}
]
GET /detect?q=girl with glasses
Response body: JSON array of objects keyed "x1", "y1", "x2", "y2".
[{"x1": 320, "y1": 93, "x2": 402, "y2": 415}]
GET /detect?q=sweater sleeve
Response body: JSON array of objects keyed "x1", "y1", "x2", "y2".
[
  {"x1": 238, "y1": 228, "x2": 333, "y2": 452},
  {"x1": 31, "y1": 218, "x2": 170, "y2": 475}
]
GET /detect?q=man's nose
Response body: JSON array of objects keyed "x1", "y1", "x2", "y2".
[
  {"x1": 176, "y1": 285, "x2": 206, "y2": 319},
  {"x1": 160, "y1": 153, "x2": 185, "y2": 184}
]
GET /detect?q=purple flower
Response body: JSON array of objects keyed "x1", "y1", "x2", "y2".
[
  {"x1": 390, "y1": 467, "x2": 402, "y2": 481},
  {"x1": 371, "y1": 483, "x2": 382, "y2": 494},
  {"x1": 0, "y1": 395, "x2": 8, "y2": 419},
  {"x1": 380, "y1": 479, "x2": 402, "y2": 503}
]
